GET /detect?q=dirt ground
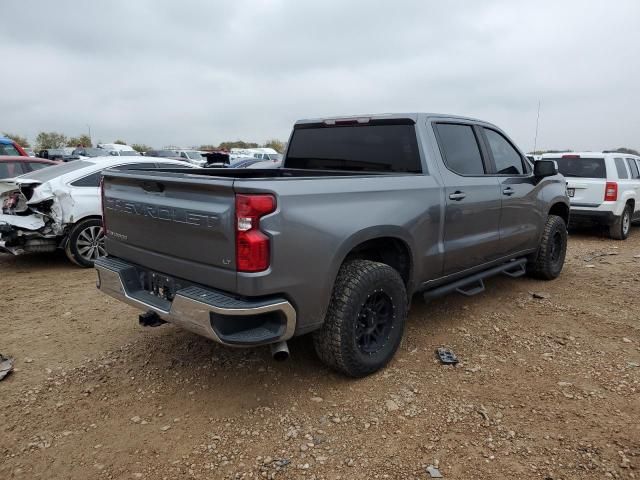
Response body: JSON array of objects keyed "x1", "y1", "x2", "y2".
[{"x1": 1, "y1": 227, "x2": 639, "y2": 480}]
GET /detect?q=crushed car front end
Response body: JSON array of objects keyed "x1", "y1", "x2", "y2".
[{"x1": 0, "y1": 180, "x2": 66, "y2": 255}]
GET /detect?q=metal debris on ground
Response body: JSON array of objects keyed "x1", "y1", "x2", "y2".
[
  {"x1": 436, "y1": 347, "x2": 458, "y2": 365},
  {"x1": 531, "y1": 291, "x2": 550, "y2": 299},
  {"x1": 426, "y1": 465, "x2": 443, "y2": 478},
  {"x1": 0, "y1": 354, "x2": 15, "y2": 381}
]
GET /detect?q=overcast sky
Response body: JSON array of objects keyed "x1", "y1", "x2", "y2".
[{"x1": 1, "y1": 0, "x2": 639, "y2": 151}]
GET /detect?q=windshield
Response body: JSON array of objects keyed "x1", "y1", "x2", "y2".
[
  {"x1": 15, "y1": 160, "x2": 91, "y2": 182},
  {"x1": 0, "y1": 144, "x2": 21, "y2": 156},
  {"x1": 185, "y1": 151, "x2": 203, "y2": 160},
  {"x1": 0, "y1": 162, "x2": 21, "y2": 178},
  {"x1": 550, "y1": 157, "x2": 606, "y2": 178},
  {"x1": 286, "y1": 123, "x2": 422, "y2": 173}
]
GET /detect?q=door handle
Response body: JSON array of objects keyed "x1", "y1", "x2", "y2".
[
  {"x1": 502, "y1": 187, "x2": 515, "y2": 196},
  {"x1": 449, "y1": 191, "x2": 466, "y2": 201}
]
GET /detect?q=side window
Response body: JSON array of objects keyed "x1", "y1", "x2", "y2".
[
  {"x1": 180, "y1": 152, "x2": 187, "y2": 159},
  {"x1": 434, "y1": 123, "x2": 485, "y2": 175},
  {"x1": 71, "y1": 171, "x2": 101, "y2": 187},
  {"x1": 614, "y1": 158, "x2": 629, "y2": 179},
  {"x1": 626, "y1": 158, "x2": 639, "y2": 179},
  {"x1": 483, "y1": 128, "x2": 524, "y2": 175}
]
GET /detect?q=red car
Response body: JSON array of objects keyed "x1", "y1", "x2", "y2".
[
  {"x1": 0, "y1": 156, "x2": 58, "y2": 180},
  {"x1": 0, "y1": 136, "x2": 29, "y2": 157}
]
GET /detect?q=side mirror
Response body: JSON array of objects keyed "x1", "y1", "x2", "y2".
[{"x1": 534, "y1": 159, "x2": 558, "y2": 178}]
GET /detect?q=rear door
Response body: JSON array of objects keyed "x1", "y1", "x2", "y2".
[
  {"x1": 480, "y1": 127, "x2": 539, "y2": 255},
  {"x1": 433, "y1": 122, "x2": 502, "y2": 276},
  {"x1": 552, "y1": 155, "x2": 607, "y2": 207}
]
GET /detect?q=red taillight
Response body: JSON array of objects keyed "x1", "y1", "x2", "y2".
[
  {"x1": 99, "y1": 176, "x2": 107, "y2": 232},
  {"x1": 605, "y1": 181, "x2": 618, "y2": 201},
  {"x1": 235, "y1": 194, "x2": 276, "y2": 272}
]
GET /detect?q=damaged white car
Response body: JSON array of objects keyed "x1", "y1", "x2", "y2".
[{"x1": 0, "y1": 157, "x2": 192, "y2": 267}]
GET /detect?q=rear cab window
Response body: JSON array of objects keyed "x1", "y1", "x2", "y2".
[
  {"x1": 285, "y1": 121, "x2": 422, "y2": 173},
  {"x1": 550, "y1": 157, "x2": 606, "y2": 179}
]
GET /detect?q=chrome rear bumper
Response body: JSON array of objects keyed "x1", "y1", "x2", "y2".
[{"x1": 95, "y1": 257, "x2": 296, "y2": 346}]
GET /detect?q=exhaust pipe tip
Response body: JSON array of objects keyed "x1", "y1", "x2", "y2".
[{"x1": 270, "y1": 341, "x2": 290, "y2": 361}]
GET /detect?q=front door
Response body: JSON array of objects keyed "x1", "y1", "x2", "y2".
[
  {"x1": 433, "y1": 122, "x2": 503, "y2": 276},
  {"x1": 481, "y1": 127, "x2": 539, "y2": 255}
]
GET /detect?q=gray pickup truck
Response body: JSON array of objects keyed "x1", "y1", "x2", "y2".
[{"x1": 95, "y1": 113, "x2": 569, "y2": 377}]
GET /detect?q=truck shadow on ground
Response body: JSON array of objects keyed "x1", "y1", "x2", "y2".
[{"x1": 0, "y1": 250, "x2": 76, "y2": 270}]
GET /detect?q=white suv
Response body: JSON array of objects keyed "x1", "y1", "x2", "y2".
[{"x1": 542, "y1": 152, "x2": 640, "y2": 239}]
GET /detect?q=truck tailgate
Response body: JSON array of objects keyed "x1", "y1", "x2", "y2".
[{"x1": 102, "y1": 170, "x2": 237, "y2": 290}]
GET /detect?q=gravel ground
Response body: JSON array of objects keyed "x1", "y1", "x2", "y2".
[{"x1": 1, "y1": 227, "x2": 639, "y2": 479}]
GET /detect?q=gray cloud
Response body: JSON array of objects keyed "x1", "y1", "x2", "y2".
[{"x1": 1, "y1": 0, "x2": 639, "y2": 151}]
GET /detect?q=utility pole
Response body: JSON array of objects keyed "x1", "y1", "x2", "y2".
[
  {"x1": 87, "y1": 124, "x2": 92, "y2": 146},
  {"x1": 533, "y1": 100, "x2": 541, "y2": 154}
]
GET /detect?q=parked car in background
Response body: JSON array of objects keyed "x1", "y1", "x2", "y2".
[
  {"x1": 0, "y1": 156, "x2": 58, "y2": 181},
  {"x1": 97, "y1": 143, "x2": 136, "y2": 153},
  {"x1": 145, "y1": 149, "x2": 181, "y2": 160},
  {"x1": 0, "y1": 157, "x2": 194, "y2": 267},
  {"x1": 246, "y1": 158, "x2": 283, "y2": 169},
  {"x1": 176, "y1": 150, "x2": 207, "y2": 167},
  {"x1": 542, "y1": 152, "x2": 640, "y2": 239},
  {"x1": 108, "y1": 150, "x2": 141, "y2": 157},
  {"x1": 24, "y1": 149, "x2": 36, "y2": 157},
  {"x1": 37, "y1": 149, "x2": 76, "y2": 161},
  {"x1": 96, "y1": 113, "x2": 569, "y2": 376},
  {"x1": 227, "y1": 157, "x2": 264, "y2": 168},
  {"x1": 73, "y1": 147, "x2": 113, "y2": 158},
  {"x1": 0, "y1": 137, "x2": 29, "y2": 157}
]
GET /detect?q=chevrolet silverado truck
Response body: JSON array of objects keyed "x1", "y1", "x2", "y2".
[{"x1": 95, "y1": 113, "x2": 569, "y2": 377}]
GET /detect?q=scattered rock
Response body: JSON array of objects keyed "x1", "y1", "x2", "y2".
[
  {"x1": 160, "y1": 425, "x2": 171, "y2": 432},
  {"x1": 622, "y1": 337, "x2": 632, "y2": 343},
  {"x1": 385, "y1": 400, "x2": 399, "y2": 412},
  {"x1": 310, "y1": 396, "x2": 323, "y2": 403},
  {"x1": 426, "y1": 465, "x2": 443, "y2": 478},
  {"x1": 24, "y1": 357, "x2": 33, "y2": 364},
  {"x1": 130, "y1": 416, "x2": 141, "y2": 424}
]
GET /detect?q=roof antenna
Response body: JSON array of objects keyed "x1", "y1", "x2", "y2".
[{"x1": 533, "y1": 100, "x2": 541, "y2": 154}]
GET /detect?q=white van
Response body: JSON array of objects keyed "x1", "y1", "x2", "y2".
[{"x1": 542, "y1": 152, "x2": 640, "y2": 239}]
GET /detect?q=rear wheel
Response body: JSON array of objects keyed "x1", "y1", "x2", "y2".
[
  {"x1": 313, "y1": 260, "x2": 407, "y2": 377},
  {"x1": 65, "y1": 218, "x2": 106, "y2": 267},
  {"x1": 527, "y1": 214, "x2": 567, "y2": 280},
  {"x1": 609, "y1": 205, "x2": 631, "y2": 240}
]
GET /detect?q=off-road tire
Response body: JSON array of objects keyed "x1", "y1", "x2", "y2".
[
  {"x1": 65, "y1": 218, "x2": 106, "y2": 268},
  {"x1": 527, "y1": 214, "x2": 567, "y2": 280},
  {"x1": 609, "y1": 205, "x2": 631, "y2": 240},
  {"x1": 313, "y1": 260, "x2": 407, "y2": 377}
]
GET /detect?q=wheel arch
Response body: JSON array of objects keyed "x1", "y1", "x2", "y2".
[
  {"x1": 548, "y1": 201, "x2": 570, "y2": 226},
  {"x1": 329, "y1": 227, "x2": 415, "y2": 293}
]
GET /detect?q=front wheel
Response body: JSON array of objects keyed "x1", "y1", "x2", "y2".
[
  {"x1": 609, "y1": 205, "x2": 631, "y2": 240},
  {"x1": 527, "y1": 214, "x2": 567, "y2": 280},
  {"x1": 313, "y1": 260, "x2": 407, "y2": 377},
  {"x1": 65, "y1": 218, "x2": 106, "y2": 268}
]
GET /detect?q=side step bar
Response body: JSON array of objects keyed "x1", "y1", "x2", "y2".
[{"x1": 423, "y1": 258, "x2": 527, "y2": 301}]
